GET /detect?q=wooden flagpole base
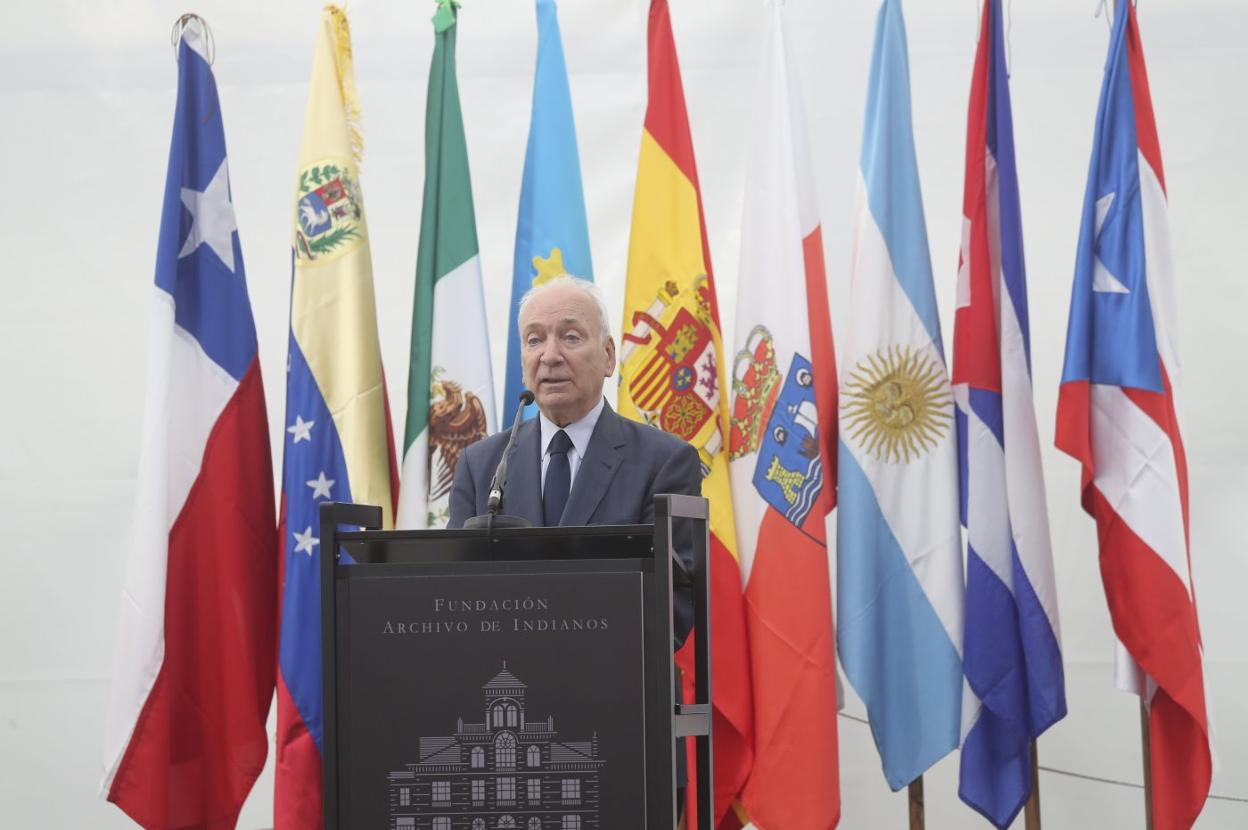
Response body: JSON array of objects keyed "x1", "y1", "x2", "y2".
[
  {"x1": 1024, "y1": 741, "x2": 1042, "y2": 829},
  {"x1": 908, "y1": 775, "x2": 925, "y2": 830},
  {"x1": 1140, "y1": 700, "x2": 1154, "y2": 830}
]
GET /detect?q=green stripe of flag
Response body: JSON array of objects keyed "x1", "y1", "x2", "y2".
[
  {"x1": 406, "y1": 12, "x2": 481, "y2": 453},
  {"x1": 401, "y1": 6, "x2": 495, "y2": 528}
]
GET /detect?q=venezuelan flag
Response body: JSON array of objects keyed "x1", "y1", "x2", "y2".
[
  {"x1": 618, "y1": 1, "x2": 752, "y2": 825},
  {"x1": 276, "y1": 7, "x2": 397, "y2": 828}
]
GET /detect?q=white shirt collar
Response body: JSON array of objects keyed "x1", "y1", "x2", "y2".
[{"x1": 539, "y1": 396, "x2": 605, "y2": 461}]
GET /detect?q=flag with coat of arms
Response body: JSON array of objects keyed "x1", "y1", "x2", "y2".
[
  {"x1": 618, "y1": 1, "x2": 753, "y2": 825},
  {"x1": 727, "y1": 2, "x2": 839, "y2": 828},
  {"x1": 276, "y1": 7, "x2": 399, "y2": 828},
  {"x1": 399, "y1": 0, "x2": 497, "y2": 529}
]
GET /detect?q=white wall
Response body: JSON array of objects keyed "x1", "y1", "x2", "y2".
[{"x1": 0, "y1": 1, "x2": 1244, "y2": 827}]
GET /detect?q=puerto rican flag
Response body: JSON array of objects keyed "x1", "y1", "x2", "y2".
[
  {"x1": 953, "y1": 1, "x2": 1066, "y2": 826},
  {"x1": 101, "y1": 18, "x2": 277, "y2": 829},
  {"x1": 1056, "y1": 3, "x2": 1211, "y2": 829}
]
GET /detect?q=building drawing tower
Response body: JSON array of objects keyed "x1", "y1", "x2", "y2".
[{"x1": 388, "y1": 663, "x2": 605, "y2": 830}]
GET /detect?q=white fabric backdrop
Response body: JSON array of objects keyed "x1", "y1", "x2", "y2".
[{"x1": 0, "y1": 1, "x2": 1244, "y2": 826}]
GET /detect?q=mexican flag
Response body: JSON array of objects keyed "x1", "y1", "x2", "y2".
[{"x1": 398, "y1": 2, "x2": 496, "y2": 529}]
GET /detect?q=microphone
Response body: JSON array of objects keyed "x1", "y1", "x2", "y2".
[
  {"x1": 485, "y1": 389, "x2": 534, "y2": 514},
  {"x1": 464, "y1": 390, "x2": 535, "y2": 530}
]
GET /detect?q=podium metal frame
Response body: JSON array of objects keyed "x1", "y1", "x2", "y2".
[{"x1": 319, "y1": 495, "x2": 712, "y2": 830}]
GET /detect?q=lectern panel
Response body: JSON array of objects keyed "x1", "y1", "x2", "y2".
[{"x1": 339, "y1": 569, "x2": 648, "y2": 830}]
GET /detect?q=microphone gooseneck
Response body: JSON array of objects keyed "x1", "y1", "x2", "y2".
[
  {"x1": 486, "y1": 389, "x2": 535, "y2": 515},
  {"x1": 464, "y1": 390, "x2": 535, "y2": 530}
]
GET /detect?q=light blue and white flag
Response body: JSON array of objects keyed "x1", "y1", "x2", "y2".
[
  {"x1": 836, "y1": 0, "x2": 964, "y2": 791},
  {"x1": 504, "y1": 0, "x2": 594, "y2": 414}
]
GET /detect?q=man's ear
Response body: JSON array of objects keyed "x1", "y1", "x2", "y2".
[{"x1": 603, "y1": 336, "x2": 617, "y2": 378}]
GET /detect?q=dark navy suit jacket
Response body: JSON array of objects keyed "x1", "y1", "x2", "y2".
[
  {"x1": 447, "y1": 400, "x2": 701, "y2": 643},
  {"x1": 448, "y1": 400, "x2": 701, "y2": 790}
]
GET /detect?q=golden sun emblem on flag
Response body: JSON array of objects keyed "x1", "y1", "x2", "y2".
[{"x1": 842, "y1": 345, "x2": 952, "y2": 464}]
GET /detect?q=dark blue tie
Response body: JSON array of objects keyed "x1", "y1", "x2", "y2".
[{"x1": 543, "y1": 429, "x2": 573, "y2": 526}]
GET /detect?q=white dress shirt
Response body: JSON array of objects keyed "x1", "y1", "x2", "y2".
[{"x1": 538, "y1": 396, "x2": 606, "y2": 496}]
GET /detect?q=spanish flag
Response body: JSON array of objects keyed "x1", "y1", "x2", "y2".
[
  {"x1": 618, "y1": 1, "x2": 751, "y2": 825},
  {"x1": 276, "y1": 7, "x2": 398, "y2": 827}
]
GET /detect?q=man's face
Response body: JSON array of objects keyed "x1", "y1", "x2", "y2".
[{"x1": 519, "y1": 285, "x2": 616, "y2": 427}]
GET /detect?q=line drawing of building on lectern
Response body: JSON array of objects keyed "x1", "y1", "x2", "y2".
[{"x1": 388, "y1": 662, "x2": 605, "y2": 830}]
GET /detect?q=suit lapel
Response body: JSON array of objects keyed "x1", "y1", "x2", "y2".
[
  {"x1": 561, "y1": 403, "x2": 626, "y2": 526},
  {"x1": 501, "y1": 419, "x2": 543, "y2": 526}
]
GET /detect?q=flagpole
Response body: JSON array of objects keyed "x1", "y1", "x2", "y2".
[
  {"x1": 908, "y1": 776, "x2": 925, "y2": 830},
  {"x1": 1024, "y1": 742, "x2": 1042, "y2": 829},
  {"x1": 1140, "y1": 701, "x2": 1155, "y2": 829}
]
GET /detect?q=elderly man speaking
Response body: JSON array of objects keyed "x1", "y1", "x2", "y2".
[
  {"x1": 448, "y1": 275, "x2": 701, "y2": 810},
  {"x1": 448, "y1": 276, "x2": 702, "y2": 534}
]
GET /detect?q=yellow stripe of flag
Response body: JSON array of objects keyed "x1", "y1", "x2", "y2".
[{"x1": 291, "y1": 6, "x2": 395, "y2": 528}]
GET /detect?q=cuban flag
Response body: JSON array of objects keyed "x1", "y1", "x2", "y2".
[
  {"x1": 952, "y1": 1, "x2": 1067, "y2": 826},
  {"x1": 101, "y1": 17, "x2": 277, "y2": 829},
  {"x1": 1056, "y1": 3, "x2": 1211, "y2": 828},
  {"x1": 836, "y1": 0, "x2": 965, "y2": 791},
  {"x1": 276, "y1": 8, "x2": 398, "y2": 828},
  {"x1": 503, "y1": 0, "x2": 595, "y2": 416}
]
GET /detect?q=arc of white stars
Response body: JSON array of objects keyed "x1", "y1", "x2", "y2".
[
  {"x1": 288, "y1": 415, "x2": 314, "y2": 443},
  {"x1": 306, "y1": 471, "x2": 335, "y2": 500},
  {"x1": 293, "y1": 526, "x2": 320, "y2": 556}
]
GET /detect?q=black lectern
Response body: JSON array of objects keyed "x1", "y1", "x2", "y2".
[{"x1": 319, "y1": 495, "x2": 712, "y2": 830}]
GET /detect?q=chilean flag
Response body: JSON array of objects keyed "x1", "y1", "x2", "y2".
[
  {"x1": 953, "y1": 1, "x2": 1066, "y2": 826},
  {"x1": 1056, "y1": 3, "x2": 1211, "y2": 828},
  {"x1": 101, "y1": 18, "x2": 277, "y2": 829}
]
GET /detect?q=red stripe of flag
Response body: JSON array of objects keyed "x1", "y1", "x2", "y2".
[
  {"x1": 740, "y1": 226, "x2": 840, "y2": 830},
  {"x1": 642, "y1": 2, "x2": 754, "y2": 825},
  {"x1": 1057, "y1": 377, "x2": 1210, "y2": 830},
  {"x1": 1125, "y1": 4, "x2": 1167, "y2": 196},
  {"x1": 108, "y1": 362, "x2": 276, "y2": 830},
  {"x1": 951, "y1": 5, "x2": 1003, "y2": 394}
]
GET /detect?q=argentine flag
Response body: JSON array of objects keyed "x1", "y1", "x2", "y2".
[
  {"x1": 504, "y1": 0, "x2": 594, "y2": 414},
  {"x1": 837, "y1": 0, "x2": 965, "y2": 790}
]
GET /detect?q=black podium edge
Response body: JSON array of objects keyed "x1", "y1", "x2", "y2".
[
  {"x1": 656, "y1": 494, "x2": 713, "y2": 830},
  {"x1": 318, "y1": 496, "x2": 712, "y2": 830},
  {"x1": 319, "y1": 501, "x2": 382, "y2": 829}
]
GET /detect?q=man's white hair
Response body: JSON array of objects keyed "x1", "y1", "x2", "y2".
[{"x1": 518, "y1": 275, "x2": 613, "y2": 343}]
